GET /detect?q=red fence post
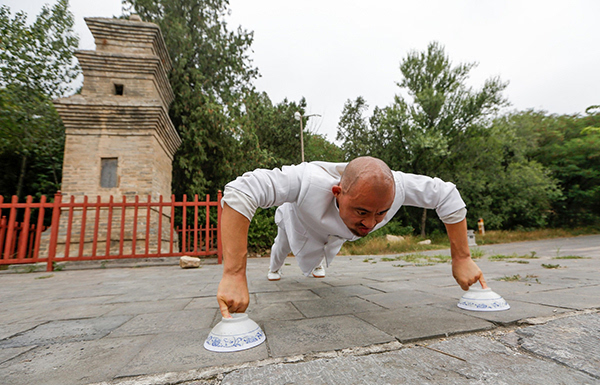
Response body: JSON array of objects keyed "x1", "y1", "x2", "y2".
[
  {"x1": 119, "y1": 196, "x2": 126, "y2": 256},
  {"x1": 33, "y1": 195, "x2": 47, "y2": 259},
  {"x1": 47, "y1": 191, "x2": 63, "y2": 272},
  {"x1": 205, "y1": 194, "x2": 210, "y2": 254},
  {"x1": 0, "y1": 216, "x2": 7, "y2": 258},
  {"x1": 145, "y1": 195, "x2": 151, "y2": 255},
  {"x1": 3, "y1": 196, "x2": 18, "y2": 260},
  {"x1": 157, "y1": 195, "x2": 163, "y2": 255},
  {"x1": 217, "y1": 190, "x2": 222, "y2": 264},
  {"x1": 78, "y1": 196, "x2": 88, "y2": 258},
  {"x1": 16, "y1": 196, "x2": 33, "y2": 259},
  {"x1": 181, "y1": 194, "x2": 187, "y2": 254},
  {"x1": 105, "y1": 196, "x2": 114, "y2": 257},
  {"x1": 64, "y1": 195, "x2": 75, "y2": 259}
]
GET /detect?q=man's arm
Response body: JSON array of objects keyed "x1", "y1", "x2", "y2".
[
  {"x1": 216, "y1": 164, "x2": 307, "y2": 318},
  {"x1": 445, "y1": 218, "x2": 488, "y2": 290},
  {"x1": 216, "y1": 203, "x2": 251, "y2": 318}
]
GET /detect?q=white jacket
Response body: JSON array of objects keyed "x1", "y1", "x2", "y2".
[{"x1": 224, "y1": 161, "x2": 466, "y2": 275}]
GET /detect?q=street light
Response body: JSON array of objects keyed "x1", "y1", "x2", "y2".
[{"x1": 294, "y1": 112, "x2": 321, "y2": 163}]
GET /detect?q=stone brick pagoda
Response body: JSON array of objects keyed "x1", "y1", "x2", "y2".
[{"x1": 51, "y1": 15, "x2": 181, "y2": 257}]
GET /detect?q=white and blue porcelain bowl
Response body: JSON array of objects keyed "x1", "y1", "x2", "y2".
[
  {"x1": 204, "y1": 313, "x2": 266, "y2": 353},
  {"x1": 457, "y1": 287, "x2": 510, "y2": 312}
]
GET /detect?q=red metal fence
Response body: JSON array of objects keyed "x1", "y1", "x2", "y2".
[{"x1": 0, "y1": 192, "x2": 222, "y2": 271}]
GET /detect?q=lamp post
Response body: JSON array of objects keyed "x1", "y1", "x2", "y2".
[{"x1": 294, "y1": 112, "x2": 321, "y2": 163}]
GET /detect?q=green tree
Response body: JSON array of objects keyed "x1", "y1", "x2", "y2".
[
  {"x1": 0, "y1": 1, "x2": 80, "y2": 99},
  {"x1": 336, "y1": 96, "x2": 372, "y2": 160},
  {"x1": 0, "y1": 1, "x2": 80, "y2": 199},
  {"x1": 243, "y1": 91, "x2": 306, "y2": 166},
  {"x1": 515, "y1": 109, "x2": 600, "y2": 226},
  {"x1": 337, "y1": 42, "x2": 510, "y2": 235},
  {"x1": 123, "y1": 0, "x2": 264, "y2": 197},
  {"x1": 304, "y1": 132, "x2": 344, "y2": 162},
  {"x1": 448, "y1": 118, "x2": 561, "y2": 229}
]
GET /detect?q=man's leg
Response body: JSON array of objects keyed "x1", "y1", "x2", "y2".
[{"x1": 268, "y1": 225, "x2": 291, "y2": 281}]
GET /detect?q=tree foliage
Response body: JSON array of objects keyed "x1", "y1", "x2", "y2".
[
  {"x1": 0, "y1": 1, "x2": 80, "y2": 99},
  {"x1": 336, "y1": 42, "x2": 564, "y2": 233},
  {"x1": 509, "y1": 110, "x2": 600, "y2": 227},
  {"x1": 123, "y1": 0, "x2": 267, "y2": 197},
  {"x1": 0, "y1": 1, "x2": 80, "y2": 199}
]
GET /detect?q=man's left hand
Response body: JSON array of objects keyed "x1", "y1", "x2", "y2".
[{"x1": 452, "y1": 257, "x2": 488, "y2": 291}]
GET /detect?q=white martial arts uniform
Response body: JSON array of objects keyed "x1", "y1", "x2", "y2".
[{"x1": 223, "y1": 161, "x2": 466, "y2": 276}]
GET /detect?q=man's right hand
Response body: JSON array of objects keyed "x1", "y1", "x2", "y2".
[
  {"x1": 217, "y1": 272, "x2": 249, "y2": 318},
  {"x1": 217, "y1": 203, "x2": 252, "y2": 318}
]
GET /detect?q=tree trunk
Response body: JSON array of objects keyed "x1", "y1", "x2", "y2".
[
  {"x1": 16, "y1": 154, "x2": 27, "y2": 199},
  {"x1": 420, "y1": 207, "x2": 427, "y2": 238}
]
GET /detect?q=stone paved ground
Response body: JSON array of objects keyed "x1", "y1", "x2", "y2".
[{"x1": 0, "y1": 234, "x2": 598, "y2": 384}]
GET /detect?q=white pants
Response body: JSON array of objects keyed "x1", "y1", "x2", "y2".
[
  {"x1": 269, "y1": 225, "x2": 292, "y2": 272},
  {"x1": 270, "y1": 225, "x2": 327, "y2": 274}
]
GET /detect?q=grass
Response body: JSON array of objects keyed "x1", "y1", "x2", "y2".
[
  {"x1": 378, "y1": 253, "x2": 451, "y2": 266},
  {"x1": 340, "y1": 227, "x2": 598, "y2": 257},
  {"x1": 488, "y1": 251, "x2": 539, "y2": 261},
  {"x1": 35, "y1": 274, "x2": 54, "y2": 280},
  {"x1": 542, "y1": 263, "x2": 561, "y2": 269},
  {"x1": 342, "y1": 235, "x2": 448, "y2": 256},
  {"x1": 553, "y1": 256, "x2": 589, "y2": 260},
  {"x1": 497, "y1": 274, "x2": 540, "y2": 283},
  {"x1": 498, "y1": 274, "x2": 522, "y2": 282},
  {"x1": 475, "y1": 227, "x2": 598, "y2": 245},
  {"x1": 470, "y1": 247, "x2": 485, "y2": 259}
]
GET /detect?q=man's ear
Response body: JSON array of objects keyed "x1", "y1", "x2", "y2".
[{"x1": 332, "y1": 185, "x2": 342, "y2": 197}]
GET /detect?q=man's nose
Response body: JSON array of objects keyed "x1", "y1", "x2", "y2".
[{"x1": 362, "y1": 216, "x2": 377, "y2": 228}]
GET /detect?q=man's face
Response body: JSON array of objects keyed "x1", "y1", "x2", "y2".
[{"x1": 333, "y1": 182, "x2": 395, "y2": 237}]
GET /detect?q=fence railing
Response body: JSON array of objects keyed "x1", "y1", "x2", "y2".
[{"x1": 0, "y1": 191, "x2": 222, "y2": 271}]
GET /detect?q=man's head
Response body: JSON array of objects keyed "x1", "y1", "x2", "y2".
[{"x1": 332, "y1": 157, "x2": 395, "y2": 237}]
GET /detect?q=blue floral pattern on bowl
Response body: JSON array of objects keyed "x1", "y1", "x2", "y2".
[
  {"x1": 457, "y1": 298, "x2": 510, "y2": 311},
  {"x1": 204, "y1": 327, "x2": 265, "y2": 352}
]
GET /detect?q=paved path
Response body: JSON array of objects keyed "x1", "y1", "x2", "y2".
[{"x1": 0, "y1": 235, "x2": 599, "y2": 384}]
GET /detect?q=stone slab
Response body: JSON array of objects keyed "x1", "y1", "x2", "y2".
[
  {"x1": 310, "y1": 284, "x2": 384, "y2": 298},
  {"x1": 254, "y1": 289, "x2": 321, "y2": 304},
  {"x1": 435, "y1": 299, "x2": 569, "y2": 325},
  {"x1": 0, "y1": 346, "x2": 34, "y2": 365},
  {"x1": 119, "y1": 330, "x2": 269, "y2": 377},
  {"x1": 429, "y1": 335, "x2": 598, "y2": 384},
  {"x1": 222, "y1": 334, "x2": 596, "y2": 384},
  {"x1": 246, "y1": 302, "x2": 305, "y2": 322},
  {"x1": 510, "y1": 286, "x2": 600, "y2": 310},
  {"x1": 104, "y1": 298, "x2": 191, "y2": 316},
  {"x1": 0, "y1": 335, "x2": 152, "y2": 385},
  {"x1": 292, "y1": 296, "x2": 386, "y2": 318},
  {"x1": 262, "y1": 315, "x2": 394, "y2": 357},
  {"x1": 0, "y1": 321, "x2": 41, "y2": 340},
  {"x1": 361, "y1": 279, "x2": 414, "y2": 293},
  {"x1": 184, "y1": 296, "x2": 221, "y2": 310},
  {"x1": 511, "y1": 313, "x2": 600, "y2": 378},
  {"x1": 359, "y1": 289, "x2": 450, "y2": 309},
  {"x1": 108, "y1": 309, "x2": 218, "y2": 337},
  {"x1": 355, "y1": 306, "x2": 494, "y2": 342},
  {"x1": 0, "y1": 315, "x2": 132, "y2": 348},
  {"x1": 319, "y1": 277, "x2": 383, "y2": 287}
]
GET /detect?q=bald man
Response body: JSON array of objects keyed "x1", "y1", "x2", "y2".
[{"x1": 217, "y1": 157, "x2": 487, "y2": 318}]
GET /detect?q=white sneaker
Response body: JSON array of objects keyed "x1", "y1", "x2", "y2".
[
  {"x1": 312, "y1": 262, "x2": 325, "y2": 278},
  {"x1": 267, "y1": 269, "x2": 281, "y2": 281}
]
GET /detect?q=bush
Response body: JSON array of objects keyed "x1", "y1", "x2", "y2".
[{"x1": 247, "y1": 207, "x2": 277, "y2": 252}]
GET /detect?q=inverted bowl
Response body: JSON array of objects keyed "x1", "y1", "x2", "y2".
[
  {"x1": 204, "y1": 313, "x2": 266, "y2": 353},
  {"x1": 457, "y1": 287, "x2": 510, "y2": 312}
]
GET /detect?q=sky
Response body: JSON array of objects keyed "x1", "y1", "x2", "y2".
[{"x1": 4, "y1": 0, "x2": 600, "y2": 142}]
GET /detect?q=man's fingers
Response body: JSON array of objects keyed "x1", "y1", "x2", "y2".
[
  {"x1": 479, "y1": 273, "x2": 489, "y2": 289},
  {"x1": 217, "y1": 298, "x2": 232, "y2": 319}
]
